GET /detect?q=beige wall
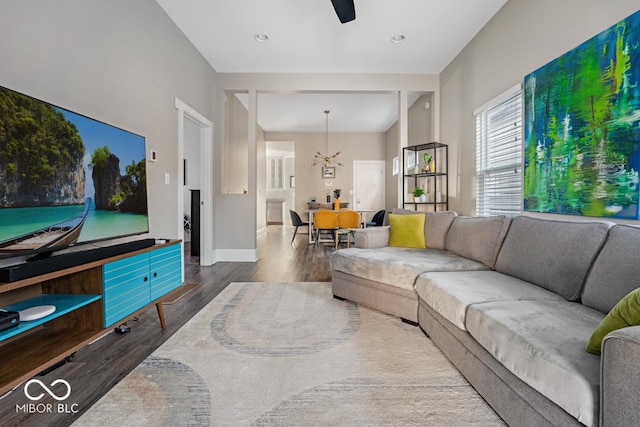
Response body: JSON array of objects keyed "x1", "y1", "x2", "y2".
[
  {"x1": 385, "y1": 121, "x2": 400, "y2": 211},
  {"x1": 223, "y1": 94, "x2": 250, "y2": 194},
  {"x1": 265, "y1": 132, "x2": 386, "y2": 216},
  {"x1": 0, "y1": 0, "x2": 217, "y2": 242},
  {"x1": 440, "y1": 0, "x2": 640, "y2": 216},
  {"x1": 385, "y1": 93, "x2": 435, "y2": 211},
  {"x1": 217, "y1": 94, "x2": 267, "y2": 251},
  {"x1": 408, "y1": 94, "x2": 434, "y2": 146}
]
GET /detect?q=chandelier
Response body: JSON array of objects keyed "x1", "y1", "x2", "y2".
[{"x1": 312, "y1": 110, "x2": 343, "y2": 167}]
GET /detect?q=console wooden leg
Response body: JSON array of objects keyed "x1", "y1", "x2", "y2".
[{"x1": 156, "y1": 302, "x2": 166, "y2": 329}]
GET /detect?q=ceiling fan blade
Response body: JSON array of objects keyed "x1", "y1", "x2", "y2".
[{"x1": 331, "y1": 0, "x2": 355, "y2": 24}]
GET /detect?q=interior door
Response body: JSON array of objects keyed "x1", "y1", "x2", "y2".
[{"x1": 353, "y1": 161, "x2": 385, "y2": 213}]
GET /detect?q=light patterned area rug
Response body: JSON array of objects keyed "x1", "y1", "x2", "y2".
[{"x1": 74, "y1": 282, "x2": 505, "y2": 426}]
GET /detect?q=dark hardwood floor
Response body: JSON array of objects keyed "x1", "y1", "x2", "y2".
[{"x1": 0, "y1": 225, "x2": 334, "y2": 427}]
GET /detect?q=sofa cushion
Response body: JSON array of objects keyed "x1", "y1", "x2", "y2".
[
  {"x1": 388, "y1": 213, "x2": 426, "y2": 248},
  {"x1": 494, "y1": 216, "x2": 610, "y2": 301},
  {"x1": 330, "y1": 247, "x2": 489, "y2": 292},
  {"x1": 445, "y1": 216, "x2": 511, "y2": 269},
  {"x1": 582, "y1": 224, "x2": 640, "y2": 313},
  {"x1": 466, "y1": 300, "x2": 604, "y2": 427},
  {"x1": 415, "y1": 271, "x2": 566, "y2": 330},
  {"x1": 391, "y1": 209, "x2": 457, "y2": 250},
  {"x1": 586, "y1": 287, "x2": 640, "y2": 355}
]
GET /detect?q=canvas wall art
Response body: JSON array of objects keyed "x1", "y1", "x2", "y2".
[{"x1": 524, "y1": 9, "x2": 640, "y2": 218}]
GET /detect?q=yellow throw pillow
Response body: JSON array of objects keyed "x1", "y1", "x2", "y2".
[
  {"x1": 388, "y1": 213, "x2": 426, "y2": 249},
  {"x1": 586, "y1": 287, "x2": 640, "y2": 355}
]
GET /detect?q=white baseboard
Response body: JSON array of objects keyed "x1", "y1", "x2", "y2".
[
  {"x1": 256, "y1": 227, "x2": 267, "y2": 239},
  {"x1": 213, "y1": 249, "x2": 258, "y2": 263}
]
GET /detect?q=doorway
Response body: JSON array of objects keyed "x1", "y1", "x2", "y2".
[
  {"x1": 175, "y1": 98, "x2": 214, "y2": 267},
  {"x1": 265, "y1": 141, "x2": 295, "y2": 228}
]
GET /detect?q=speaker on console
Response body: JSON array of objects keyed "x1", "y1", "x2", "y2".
[{"x1": 0, "y1": 239, "x2": 156, "y2": 283}]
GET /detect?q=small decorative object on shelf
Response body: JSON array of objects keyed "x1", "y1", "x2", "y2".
[
  {"x1": 333, "y1": 189, "x2": 342, "y2": 210},
  {"x1": 412, "y1": 187, "x2": 424, "y2": 203},
  {"x1": 403, "y1": 142, "x2": 448, "y2": 211},
  {"x1": 422, "y1": 152, "x2": 434, "y2": 173}
]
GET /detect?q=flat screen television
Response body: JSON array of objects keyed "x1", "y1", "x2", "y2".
[{"x1": 0, "y1": 85, "x2": 149, "y2": 261}]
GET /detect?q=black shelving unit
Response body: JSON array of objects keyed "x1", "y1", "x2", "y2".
[{"x1": 402, "y1": 142, "x2": 449, "y2": 211}]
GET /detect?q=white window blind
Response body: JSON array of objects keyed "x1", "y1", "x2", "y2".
[{"x1": 475, "y1": 86, "x2": 523, "y2": 216}]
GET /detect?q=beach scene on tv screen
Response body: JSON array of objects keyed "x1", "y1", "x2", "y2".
[{"x1": 0, "y1": 86, "x2": 149, "y2": 252}]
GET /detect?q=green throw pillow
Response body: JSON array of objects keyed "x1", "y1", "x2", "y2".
[
  {"x1": 388, "y1": 213, "x2": 426, "y2": 249},
  {"x1": 586, "y1": 287, "x2": 640, "y2": 355}
]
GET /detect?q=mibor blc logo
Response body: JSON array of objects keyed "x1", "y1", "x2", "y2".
[{"x1": 16, "y1": 379, "x2": 79, "y2": 414}]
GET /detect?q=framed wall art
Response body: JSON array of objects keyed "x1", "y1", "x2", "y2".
[
  {"x1": 322, "y1": 166, "x2": 335, "y2": 179},
  {"x1": 523, "y1": 9, "x2": 640, "y2": 219}
]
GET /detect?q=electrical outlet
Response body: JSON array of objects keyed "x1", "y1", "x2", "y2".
[{"x1": 164, "y1": 173, "x2": 170, "y2": 184}]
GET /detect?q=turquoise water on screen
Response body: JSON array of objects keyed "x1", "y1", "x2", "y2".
[{"x1": 0, "y1": 203, "x2": 148, "y2": 243}]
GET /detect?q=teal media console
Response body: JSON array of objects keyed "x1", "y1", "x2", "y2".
[{"x1": 0, "y1": 240, "x2": 183, "y2": 396}]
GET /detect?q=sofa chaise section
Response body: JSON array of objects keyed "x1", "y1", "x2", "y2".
[{"x1": 330, "y1": 213, "x2": 510, "y2": 323}]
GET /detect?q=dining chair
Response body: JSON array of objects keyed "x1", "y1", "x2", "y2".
[
  {"x1": 313, "y1": 210, "x2": 339, "y2": 247},
  {"x1": 336, "y1": 210, "x2": 361, "y2": 249},
  {"x1": 289, "y1": 210, "x2": 309, "y2": 244},
  {"x1": 365, "y1": 209, "x2": 386, "y2": 227}
]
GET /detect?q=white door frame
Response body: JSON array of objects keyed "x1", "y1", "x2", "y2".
[{"x1": 175, "y1": 98, "x2": 214, "y2": 267}]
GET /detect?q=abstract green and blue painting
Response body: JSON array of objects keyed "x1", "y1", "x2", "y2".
[{"x1": 524, "y1": 9, "x2": 640, "y2": 218}]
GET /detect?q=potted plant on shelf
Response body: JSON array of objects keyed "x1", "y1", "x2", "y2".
[
  {"x1": 412, "y1": 187, "x2": 425, "y2": 203},
  {"x1": 422, "y1": 152, "x2": 434, "y2": 173}
]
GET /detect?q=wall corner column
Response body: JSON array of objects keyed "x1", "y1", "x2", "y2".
[{"x1": 397, "y1": 90, "x2": 408, "y2": 208}]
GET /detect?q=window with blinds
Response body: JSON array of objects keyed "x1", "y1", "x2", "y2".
[
  {"x1": 267, "y1": 157, "x2": 284, "y2": 190},
  {"x1": 475, "y1": 85, "x2": 523, "y2": 216}
]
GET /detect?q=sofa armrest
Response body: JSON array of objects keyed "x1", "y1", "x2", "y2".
[
  {"x1": 353, "y1": 226, "x2": 390, "y2": 248},
  {"x1": 600, "y1": 325, "x2": 640, "y2": 427}
]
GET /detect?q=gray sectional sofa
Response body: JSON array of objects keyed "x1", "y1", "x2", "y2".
[{"x1": 330, "y1": 211, "x2": 640, "y2": 427}]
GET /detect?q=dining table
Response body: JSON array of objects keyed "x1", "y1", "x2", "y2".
[{"x1": 305, "y1": 209, "x2": 377, "y2": 245}]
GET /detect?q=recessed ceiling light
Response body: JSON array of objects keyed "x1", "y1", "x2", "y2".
[
  {"x1": 255, "y1": 34, "x2": 269, "y2": 42},
  {"x1": 391, "y1": 35, "x2": 406, "y2": 44}
]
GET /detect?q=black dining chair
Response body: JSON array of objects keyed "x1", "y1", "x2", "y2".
[
  {"x1": 289, "y1": 210, "x2": 309, "y2": 244},
  {"x1": 365, "y1": 210, "x2": 386, "y2": 227}
]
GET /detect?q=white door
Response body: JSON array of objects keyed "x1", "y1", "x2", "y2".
[{"x1": 353, "y1": 161, "x2": 385, "y2": 212}]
